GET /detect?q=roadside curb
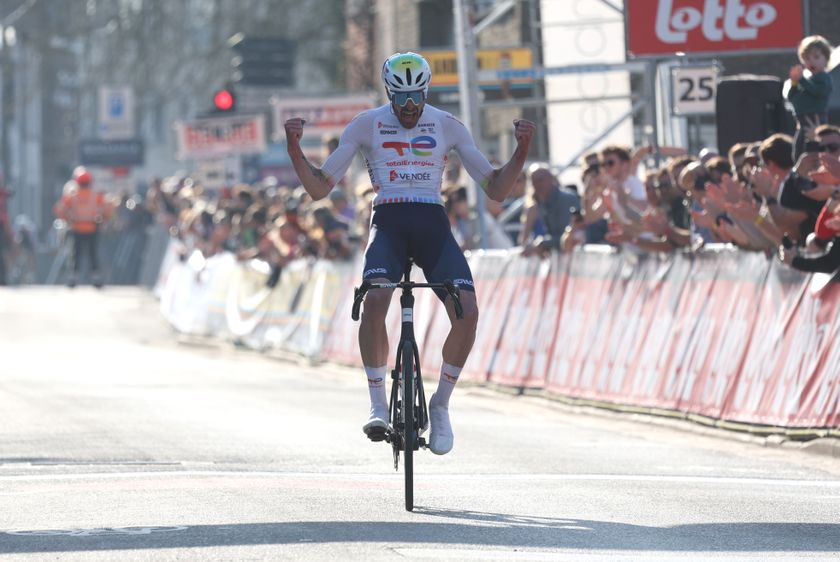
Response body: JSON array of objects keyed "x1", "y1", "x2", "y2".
[{"x1": 462, "y1": 383, "x2": 840, "y2": 460}]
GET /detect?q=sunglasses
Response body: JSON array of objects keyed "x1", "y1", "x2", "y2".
[
  {"x1": 820, "y1": 142, "x2": 840, "y2": 153},
  {"x1": 390, "y1": 90, "x2": 425, "y2": 107}
]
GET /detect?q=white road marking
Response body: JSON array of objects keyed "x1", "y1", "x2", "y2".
[
  {"x1": 0, "y1": 470, "x2": 839, "y2": 488},
  {"x1": 394, "y1": 549, "x2": 840, "y2": 561},
  {"x1": 6, "y1": 526, "x2": 188, "y2": 537}
]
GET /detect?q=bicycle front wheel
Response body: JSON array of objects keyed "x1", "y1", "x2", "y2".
[{"x1": 401, "y1": 340, "x2": 415, "y2": 512}]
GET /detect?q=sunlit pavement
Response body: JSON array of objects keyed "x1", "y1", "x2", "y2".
[{"x1": 1, "y1": 287, "x2": 839, "y2": 561}]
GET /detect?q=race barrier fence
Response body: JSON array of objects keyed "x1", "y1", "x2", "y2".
[{"x1": 157, "y1": 241, "x2": 840, "y2": 431}]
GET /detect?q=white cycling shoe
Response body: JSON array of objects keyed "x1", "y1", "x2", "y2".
[
  {"x1": 428, "y1": 394, "x2": 454, "y2": 455},
  {"x1": 363, "y1": 403, "x2": 389, "y2": 442}
]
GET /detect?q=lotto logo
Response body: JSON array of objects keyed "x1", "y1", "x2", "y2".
[
  {"x1": 382, "y1": 135, "x2": 436, "y2": 156},
  {"x1": 626, "y1": 0, "x2": 798, "y2": 57},
  {"x1": 656, "y1": 0, "x2": 776, "y2": 43}
]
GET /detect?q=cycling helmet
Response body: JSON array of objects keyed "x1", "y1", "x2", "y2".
[
  {"x1": 381, "y1": 52, "x2": 432, "y2": 94},
  {"x1": 73, "y1": 166, "x2": 92, "y2": 185}
]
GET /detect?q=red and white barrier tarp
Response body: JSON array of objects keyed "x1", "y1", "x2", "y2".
[{"x1": 157, "y1": 241, "x2": 840, "y2": 429}]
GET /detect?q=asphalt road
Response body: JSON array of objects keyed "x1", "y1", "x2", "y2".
[{"x1": 1, "y1": 287, "x2": 839, "y2": 561}]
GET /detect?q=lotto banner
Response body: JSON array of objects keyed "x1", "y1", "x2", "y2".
[{"x1": 625, "y1": 0, "x2": 803, "y2": 57}]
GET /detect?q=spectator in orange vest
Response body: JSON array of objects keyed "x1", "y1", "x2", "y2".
[{"x1": 53, "y1": 167, "x2": 114, "y2": 288}]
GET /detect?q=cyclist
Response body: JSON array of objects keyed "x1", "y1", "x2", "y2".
[{"x1": 284, "y1": 52, "x2": 534, "y2": 455}]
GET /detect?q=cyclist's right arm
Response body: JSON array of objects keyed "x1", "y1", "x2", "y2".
[{"x1": 285, "y1": 113, "x2": 368, "y2": 201}]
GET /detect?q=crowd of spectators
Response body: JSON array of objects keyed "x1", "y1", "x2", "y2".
[
  {"x1": 146, "y1": 172, "x2": 372, "y2": 285},
  {"x1": 147, "y1": 35, "x2": 840, "y2": 281},
  {"x1": 152, "y1": 120, "x2": 840, "y2": 285}
]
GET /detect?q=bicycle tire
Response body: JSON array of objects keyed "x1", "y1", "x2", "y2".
[{"x1": 401, "y1": 339, "x2": 415, "y2": 512}]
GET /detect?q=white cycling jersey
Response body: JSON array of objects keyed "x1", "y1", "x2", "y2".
[{"x1": 321, "y1": 104, "x2": 495, "y2": 207}]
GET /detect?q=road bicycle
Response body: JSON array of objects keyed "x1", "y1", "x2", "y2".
[{"x1": 352, "y1": 258, "x2": 463, "y2": 512}]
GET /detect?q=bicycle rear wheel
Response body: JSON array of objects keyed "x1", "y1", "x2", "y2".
[{"x1": 401, "y1": 340, "x2": 415, "y2": 512}]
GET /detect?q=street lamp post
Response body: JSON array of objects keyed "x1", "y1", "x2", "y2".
[
  {"x1": 453, "y1": 0, "x2": 488, "y2": 250},
  {"x1": 0, "y1": 24, "x2": 17, "y2": 191}
]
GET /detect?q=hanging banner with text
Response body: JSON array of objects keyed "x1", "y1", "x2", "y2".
[
  {"x1": 270, "y1": 95, "x2": 377, "y2": 140},
  {"x1": 175, "y1": 114, "x2": 267, "y2": 159}
]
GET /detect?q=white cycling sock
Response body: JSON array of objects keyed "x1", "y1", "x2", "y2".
[
  {"x1": 433, "y1": 362, "x2": 462, "y2": 406},
  {"x1": 364, "y1": 365, "x2": 388, "y2": 410}
]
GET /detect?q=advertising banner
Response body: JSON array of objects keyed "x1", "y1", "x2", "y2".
[
  {"x1": 625, "y1": 0, "x2": 803, "y2": 58},
  {"x1": 421, "y1": 48, "x2": 534, "y2": 88},
  {"x1": 270, "y1": 95, "x2": 377, "y2": 139},
  {"x1": 175, "y1": 114, "x2": 267, "y2": 159},
  {"x1": 489, "y1": 256, "x2": 544, "y2": 387},
  {"x1": 158, "y1": 246, "x2": 840, "y2": 430}
]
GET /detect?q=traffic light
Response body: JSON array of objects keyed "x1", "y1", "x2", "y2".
[
  {"x1": 213, "y1": 88, "x2": 235, "y2": 112},
  {"x1": 228, "y1": 34, "x2": 296, "y2": 87}
]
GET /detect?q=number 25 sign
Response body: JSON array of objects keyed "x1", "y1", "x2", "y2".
[{"x1": 671, "y1": 66, "x2": 719, "y2": 115}]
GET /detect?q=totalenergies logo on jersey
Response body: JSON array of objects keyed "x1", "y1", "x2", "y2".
[{"x1": 382, "y1": 135, "x2": 436, "y2": 157}]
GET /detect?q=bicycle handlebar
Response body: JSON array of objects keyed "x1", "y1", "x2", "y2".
[
  {"x1": 351, "y1": 281, "x2": 370, "y2": 321},
  {"x1": 351, "y1": 279, "x2": 464, "y2": 321},
  {"x1": 442, "y1": 280, "x2": 463, "y2": 319}
]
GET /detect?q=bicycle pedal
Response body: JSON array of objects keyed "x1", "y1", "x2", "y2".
[{"x1": 364, "y1": 426, "x2": 388, "y2": 442}]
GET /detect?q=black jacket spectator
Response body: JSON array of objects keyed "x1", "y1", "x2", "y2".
[{"x1": 792, "y1": 237, "x2": 840, "y2": 274}]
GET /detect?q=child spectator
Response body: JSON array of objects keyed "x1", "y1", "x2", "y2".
[{"x1": 788, "y1": 35, "x2": 833, "y2": 159}]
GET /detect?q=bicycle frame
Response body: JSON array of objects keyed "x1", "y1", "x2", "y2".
[{"x1": 352, "y1": 258, "x2": 463, "y2": 511}]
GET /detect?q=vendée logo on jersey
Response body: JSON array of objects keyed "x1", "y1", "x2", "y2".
[
  {"x1": 389, "y1": 170, "x2": 433, "y2": 182},
  {"x1": 382, "y1": 135, "x2": 437, "y2": 157},
  {"x1": 655, "y1": 0, "x2": 777, "y2": 44}
]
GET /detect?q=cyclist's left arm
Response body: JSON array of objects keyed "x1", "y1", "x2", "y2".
[{"x1": 448, "y1": 116, "x2": 534, "y2": 202}]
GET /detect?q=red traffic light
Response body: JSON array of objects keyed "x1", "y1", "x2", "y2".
[{"x1": 213, "y1": 89, "x2": 235, "y2": 111}]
